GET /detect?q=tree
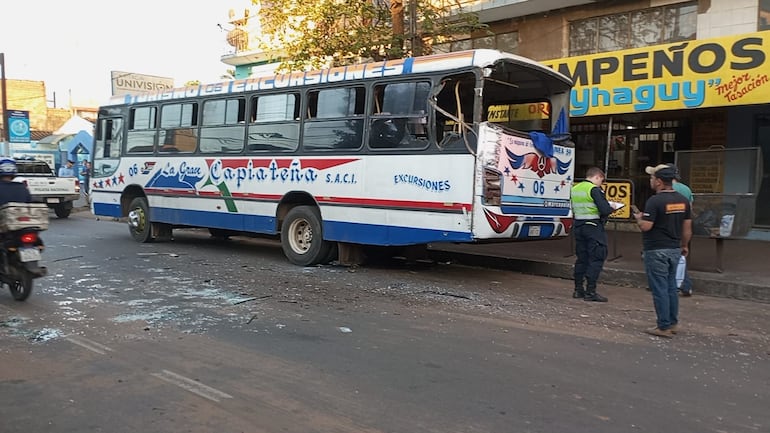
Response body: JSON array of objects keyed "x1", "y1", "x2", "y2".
[
  {"x1": 255, "y1": 0, "x2": 487, "y2": 72},
  {"x1": 220, "y1": 69, "x2": 236, "y2": 80}
]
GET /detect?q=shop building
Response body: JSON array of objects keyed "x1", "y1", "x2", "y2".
[{"x1": 221, "y1": 0, "x2": 770, "y2": 236}]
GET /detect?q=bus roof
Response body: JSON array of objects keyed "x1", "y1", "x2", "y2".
[{"x1": 105, "y1": 49, "x2": 572, "y2": 107}]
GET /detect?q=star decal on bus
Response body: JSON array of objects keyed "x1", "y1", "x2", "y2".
[{"x1": 94, "y1": 173, "x2": 126, "y2": 189}]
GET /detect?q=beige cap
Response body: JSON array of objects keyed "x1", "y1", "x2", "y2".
[{"x1": 644, "y1": 164, "x2": 670, "y2": 175}]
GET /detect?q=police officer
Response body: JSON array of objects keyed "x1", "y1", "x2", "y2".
[
  {"x1": 571, "y1": 167, "x2": 613, "y2": 302},
  {"x1": 0, "y1": 158, "x2": 32, "y2": 206}
]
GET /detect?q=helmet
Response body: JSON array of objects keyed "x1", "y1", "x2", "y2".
[{"x1": 0, "y1": 158, "x2": 18, "y2": 176}]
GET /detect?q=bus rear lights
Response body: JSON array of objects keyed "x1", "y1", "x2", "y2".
[
  {"x1": 482, "y1": 168, "x2": 502, "y2": 206},
  {"x1": 560, "y1": 217, "x2": 574, "y2": 234}
]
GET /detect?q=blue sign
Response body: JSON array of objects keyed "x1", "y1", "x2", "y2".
[{"x1": 8, "y1": 110, "x2": 30, "y2": 143}]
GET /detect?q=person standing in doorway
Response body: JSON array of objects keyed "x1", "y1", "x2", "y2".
[
  {"x1": 80, "y1": 160, "x2": 92, "y2": 195},
  {"x1": 645, "y1": 163, "x2": 694, "y2": 296},
  {"x1": 634, "y1": 165, "x2": 692, "y2": 338},
  {"x1": 570, "y1": 167, "x2": 614, "y2": 302},
  {"x1": 58, "y1": 159, "x2": 76, "y2": 177}
]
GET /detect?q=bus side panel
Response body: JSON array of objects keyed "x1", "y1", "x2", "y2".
[
  {"x1": 94, "y1": 154, "x2": 476, "y2": 246},
  {"x1": 321, "y1": 208, "x2": 473, "y2": 245},
  {"x1": 91, "y1": 190, "x2": 123, "y2": 218},
  {"x1": 473, "y1": 123, "x2": 574, "y2": 240},
  {"x1": 317, "y1": 154, "x2": 475, "y2": 245}
]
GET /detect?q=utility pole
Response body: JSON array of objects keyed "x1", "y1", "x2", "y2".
[
  {"x1": 1, "y1": 53, "x2": 9, "y2": 146},
  {"x1": 408, "y1": 0, "x2": 420, "y2": 56}
]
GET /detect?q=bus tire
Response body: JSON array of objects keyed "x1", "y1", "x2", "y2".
[
  {"x1": 280, "y1": 206, "x2": 332, "y2": 266},
  {"x1": 128, "y1": 197, "x2": 153, "y2": 243}
]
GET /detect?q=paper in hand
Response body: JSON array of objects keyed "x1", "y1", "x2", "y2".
[{"x1": 608, "y1": 201, "x2": 624, "y2": 210}]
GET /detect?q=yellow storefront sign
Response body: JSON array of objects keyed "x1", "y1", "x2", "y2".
[
  {"x1": 601, "y1": 180, "x2": 633, "y2": 220},
  {"x1": 543, "y1": 30, "x2": 770, "y2": 117},
  {"x1": 487, "y1": 102, "x2": 550, "y2": 122}
]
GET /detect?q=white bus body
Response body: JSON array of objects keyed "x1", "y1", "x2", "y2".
[{"x1": 91, "y1": 50, "x2": 575, "y2": 265}]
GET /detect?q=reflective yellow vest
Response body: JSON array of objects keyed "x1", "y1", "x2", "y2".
[{"x1": 571, "y1": 181, "x2": 600, "y2": 220}]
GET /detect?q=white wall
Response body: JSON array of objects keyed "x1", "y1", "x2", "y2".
[{"x1": 697, "y1": 0, "x2": 759, "y2": 38}]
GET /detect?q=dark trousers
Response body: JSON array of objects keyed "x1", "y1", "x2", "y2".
[{"x1": 573, "y1": 222, "x2": 608, "y2": 291}]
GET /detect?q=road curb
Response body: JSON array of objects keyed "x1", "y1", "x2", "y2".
[{"x1": 432, "y1": 250, "x2": 770, "y2": 303}]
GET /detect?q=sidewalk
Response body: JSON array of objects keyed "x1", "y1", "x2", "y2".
[{"x1": 430, "y1": 227, "x2": 770, "y2": 303}]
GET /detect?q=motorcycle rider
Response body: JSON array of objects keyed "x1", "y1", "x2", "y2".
[
  {"x1": 0, "y1": 158, "x2": 32, "y2": 206},
  {"x1": 0, "y1": 158, "x2": 45, "y2": 301}
]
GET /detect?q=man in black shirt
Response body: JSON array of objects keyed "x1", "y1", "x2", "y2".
[{"x1": 633, "y1": 166, "x2": 692, "y2": 338}]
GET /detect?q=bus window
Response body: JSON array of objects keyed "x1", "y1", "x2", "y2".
[
  {"x1": 200, "y1": 98, "x2": 246, "y2": 153},
  {"x1": 94, "y1": 117, "x2": 122, "y2": 176},
  {"x1": 159, "y1": 102, "x2": 198, "y2": 153},
  {"x1": 304, "y1": 87, "x2": 365, "y2": 151},
  {"x1": 126, "y1": 106, "x2": 157, "y2": 153},
  {"x1": 434, "y1": 73, "x2": 477, "y2": 150},
  {"x1": 369, "y1": 81, "x2": 430, "y2": 149},
  {"x1": 247, "y1": 93, "x2": 300, "y2": 152}
]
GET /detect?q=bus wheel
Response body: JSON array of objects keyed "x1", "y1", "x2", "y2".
[
  {"x1": 280, "y1": 206, "x2": 332, "y2": 266},
  {"x1": 127, "y1": 197, "x2": 153, "y2": 243}
]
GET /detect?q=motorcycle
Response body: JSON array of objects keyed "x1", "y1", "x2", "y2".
[{"x1": 0, "y1": 203, "x2": 48, "y2": 301}]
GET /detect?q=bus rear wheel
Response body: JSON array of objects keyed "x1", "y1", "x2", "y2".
[
  {"x1": 128, "y1": 197, "x2": 152, "y2": 243},
  {"x1": 280, "y1": 206, "x2": 332, "y2": 266}
]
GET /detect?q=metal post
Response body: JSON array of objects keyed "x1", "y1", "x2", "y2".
[
  {"x1": 715, "y1": 238, "x2": 724, "y2": 273},
  {"x1": 409, "y1": 0, "x2": 419, "y2": 56},
  {"x1": 1, "y1": 53, "x2": 10, "y2": 147},
  {"x1": 564, "y1": 231, "x2": 575, "y2": 258},
  {"x1": 604, "y1": 116, "x2": 613, "y2": 174},
  {"x1": 607, "y1": 221, "x2": 623, "y2": 261}
]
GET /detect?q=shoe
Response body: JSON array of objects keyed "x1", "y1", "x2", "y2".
[
  {"x1": 645, "y1": 327, "x2": 674, "y2": 338},
  {"x1": 669, "y1": 324, "x2": 679, "y2": 334},
  {"x1": 583, "y1": 292, "x2": 608, "y2": 302},
  {"x1": 679, "y1": 289, "x2": 692, "y2": 297},
  {"x1": 572, "y1": 290, "x2": 585, "y2": 299}
]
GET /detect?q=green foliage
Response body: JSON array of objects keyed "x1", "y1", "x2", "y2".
[{"x1": 255, "y1": 0, "x2": 487, "y2": 72}]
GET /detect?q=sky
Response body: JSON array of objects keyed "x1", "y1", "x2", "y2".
[{"x1": 1, "y1": 0, "x2": 247, "y2": 108}]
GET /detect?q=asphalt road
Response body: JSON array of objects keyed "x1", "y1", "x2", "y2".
[{"x1": 1, "y1": 212, "x2": 768, "y2": 433}]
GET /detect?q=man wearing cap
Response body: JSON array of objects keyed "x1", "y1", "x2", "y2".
[
  {"x1": 634, "y1": 165, "x2": 692, "y2": 338},
  {"x1": 570, "y1": 166, "x2": 613, "y2": 302},
  {"x1": 645, "y1": 163, "x2": 694, "y2": 296},
  {"x1": 58, "y1": 159, "x2": 76, "y2": 178}
]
